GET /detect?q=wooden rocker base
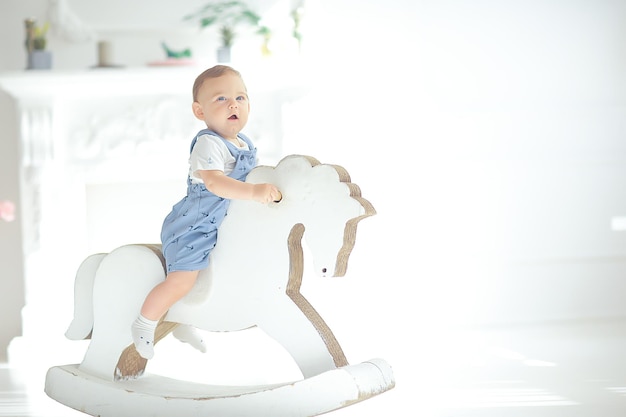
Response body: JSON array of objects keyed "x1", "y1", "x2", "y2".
[{"x1": 45, "y1": 359, "x2": 395, "y2": 417}]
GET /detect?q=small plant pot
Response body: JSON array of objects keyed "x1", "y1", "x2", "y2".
[
  {"x1": 217, "y1": 46, "x2": 231, "y2": 63},
  {"x1": 27, "y1": 50, "x2": 52, "y2": 70}
]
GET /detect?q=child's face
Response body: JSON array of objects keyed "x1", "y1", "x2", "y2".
[{"x1": 192, "y1": 73, "x2": 250, "y2": 141}]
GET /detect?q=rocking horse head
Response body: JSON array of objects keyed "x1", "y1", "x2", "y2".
[{"x1": 244, "y1": 155, "x2": 376, "y2": 278}]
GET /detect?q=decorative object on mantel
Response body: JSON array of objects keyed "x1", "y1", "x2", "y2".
[
  {"x1": 162, "y1": 42, "x2": 192, "y2": 59},
  {"x1": 147, "y1": 42, "x2": 197, "y2": 67},
  {"x1": 24, "y1": 18, "x2": 52, "y2": 70},
  {"x1": 92, "y1": 40, "x2": 124, "y2": 69},
  {"x1": 0, "y1": 200, "x2": 15, "y2": 222},
  {"x1": 183, "y1": 0, "x2": 271, "y2": 63},
  {"x1": 44, "y1": 155, "x2": 395, "y2": 417}
]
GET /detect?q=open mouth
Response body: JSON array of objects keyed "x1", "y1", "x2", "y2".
[{"x1": 228, "y1": 114, "x2": 238, "y2": 120}]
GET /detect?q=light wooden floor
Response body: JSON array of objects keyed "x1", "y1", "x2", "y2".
[
  {"x1": 0, "y1": 368, "x2": 30, "y2": 417},
  {"x1": 5, "y1": 319, "x2": 626, "y2": 416},
  {"x1": 0, "y1": 365, "x2": 83, "y2": 417}
]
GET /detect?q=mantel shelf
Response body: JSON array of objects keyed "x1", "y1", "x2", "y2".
[{"x1": 0, "y1": 62, "x2": 307, "y2": 100}]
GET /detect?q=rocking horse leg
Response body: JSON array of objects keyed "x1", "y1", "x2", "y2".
[
  {"x1": 260, "y1": 222, "x2": 348, "y2": 378},
  {"x1": 287, "y1": 292, "x2": 348, "y2": 370},
  {"x1": 258, "y1": 297, "x2": 347, "y2": 379}
]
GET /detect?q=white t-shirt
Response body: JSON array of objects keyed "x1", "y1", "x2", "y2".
[{"x1": 188, "y1": 133, "x2": 249, "y2": 184}]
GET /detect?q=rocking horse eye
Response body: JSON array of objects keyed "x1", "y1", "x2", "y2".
[{"x1": 322, "y1": 268, "x2": 327, "y2": 274}]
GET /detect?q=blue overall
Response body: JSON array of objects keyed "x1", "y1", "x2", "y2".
[{"x1": 160, "y1": 129, "x2": 257, "y2": 273}]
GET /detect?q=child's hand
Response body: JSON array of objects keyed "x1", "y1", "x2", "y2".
[{"x1": 252, "y1": 183, "x2": 281, "y2": 204}]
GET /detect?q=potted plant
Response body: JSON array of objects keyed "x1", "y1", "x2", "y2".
[
  {"x1": 184, "y1": 1, "x2": 270, "y2": 62},
  {"x1": 24, "y1": 18, "x2": 52, "y2": 70}
]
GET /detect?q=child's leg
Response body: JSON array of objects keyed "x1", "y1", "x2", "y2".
[{"x1": 132, "y1": 270, "x2": 199, "y2": 359}]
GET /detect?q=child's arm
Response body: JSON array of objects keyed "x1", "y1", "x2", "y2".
[{"x1": 199, "y1": 170, "x2": 281, "y2": 203}]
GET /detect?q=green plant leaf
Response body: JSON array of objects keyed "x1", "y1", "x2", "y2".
[
  {"x1": 183, "y1": 0, "x2": 270, "y2": 48},
  {"x1": 240, "y1": 10, "x2": 261, "y2": 25},
  {"x1": 200, "y1": 16, "x2": 218, "y2": 28}
]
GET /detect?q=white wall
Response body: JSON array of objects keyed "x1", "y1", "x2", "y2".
[
  {"x1": 0, "y1": 91, "x2": 25, "y2": 363},
  {"x1": 280, "y1": 0, "x2": 626, "y2": 324}
]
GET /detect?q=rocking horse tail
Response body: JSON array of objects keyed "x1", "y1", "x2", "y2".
[{"x1": 65, "y1": 253, "x2": 108, "y2": 340}]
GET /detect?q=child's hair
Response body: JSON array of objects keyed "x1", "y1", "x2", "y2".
[{"x1": 192, "y1": 65, "x2": 245, "y2": 102}]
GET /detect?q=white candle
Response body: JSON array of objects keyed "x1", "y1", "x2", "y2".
[{"x1": 98, "y1": 41, "x2": 112, "y2": 66}]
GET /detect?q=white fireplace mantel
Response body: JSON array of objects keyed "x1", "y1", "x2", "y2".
[
  {"x1": 0, "y1": 65, "x2": 307, "y2": 367},
  {"x1": 0, "y1": 64, "x2": 308, "y2": 98},
  {"x1": 0, "y1": 68, "x2": 191, "y2": 98}
]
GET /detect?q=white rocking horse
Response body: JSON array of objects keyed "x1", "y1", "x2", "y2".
[{"x1": 45, "y1": 155, "x2": 395, "y2": 417}]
